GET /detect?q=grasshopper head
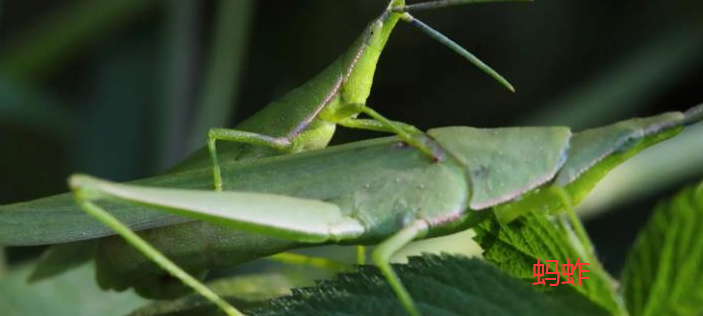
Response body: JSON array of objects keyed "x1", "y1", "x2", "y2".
[
  {"x1": 338, "y1": 1, "x2": 404, "y2": 107},
  {"x1": 364, "y1": 0, "x2": 405, "y2": 51}
]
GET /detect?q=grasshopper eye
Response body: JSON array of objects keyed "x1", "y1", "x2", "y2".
[{"x1": 364, "y1": 19, "x2": 385, "y2": 47}]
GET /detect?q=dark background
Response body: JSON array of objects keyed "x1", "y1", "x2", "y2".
[{"x1": 1, "y1": 0, "x2": 702, "y2": 275}]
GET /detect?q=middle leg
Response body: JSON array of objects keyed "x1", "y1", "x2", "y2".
[
  {"x1": 372, "y1": 220, "x2": 429, "y2": 316},
  {"x1": 207, "y1": 128, "x2": 293, "y2": 191},
  {"x1": 334, "y1": 103, "x2": 444, "y2": 161}
]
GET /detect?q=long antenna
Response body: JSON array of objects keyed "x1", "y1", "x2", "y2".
[
  {"x1": 389, "y1": 0, "x2": 532, "y2": 92},
  {"x1": 399, "y1": 13, "x2": 515, "y2": 92},
  {"x1": 392, "y1": 0, "x2": 532, "y2": 13}
]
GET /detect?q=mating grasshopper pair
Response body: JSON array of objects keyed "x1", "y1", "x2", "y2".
[{"x1": 2, "y1": 0, "x2": 702, "y2": 315}]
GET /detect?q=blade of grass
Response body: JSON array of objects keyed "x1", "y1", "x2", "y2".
[
  {"x1": 155, "y1": 0, "x2": 201, "y2": 170},
  {"x1": 0, "y1": 0, "x2": 159, "y2": 82},
  {"x1": 522, "y1": 25, "x2": 703, "y2": 129},
  {"x1": 187, "y1": 0, "x2": 254, "y2": 151},
  {"x1": 0, "y1": 248, "x2": 5, "y2": 281}
]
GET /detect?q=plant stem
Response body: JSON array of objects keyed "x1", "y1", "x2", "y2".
[{"x1": 188, "y1": 0, "x2": 254, "y2": 151}]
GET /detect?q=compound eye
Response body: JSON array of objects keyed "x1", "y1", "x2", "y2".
[{"x1": 365, "y1": 20, "x2": 384, "y2": 46}]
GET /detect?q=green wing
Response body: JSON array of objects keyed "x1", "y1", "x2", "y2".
[{"x1": 428, "y1": 126, "x2": 571, "y2": 209}]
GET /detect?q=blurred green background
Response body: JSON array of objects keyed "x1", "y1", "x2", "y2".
[{"x1": 1, "y1": 0, "x2": 702, "y2": 284}]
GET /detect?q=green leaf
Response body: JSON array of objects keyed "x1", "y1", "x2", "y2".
[
  {"x1": 621, "y1": 181, "x2": 703, "y2": 316},
  {"x1": 0, "y1": 262, "x2": 145, "y2": 316},
  {"x1": 251, "y1": 255, "x2": 610, "y2": 316},
  {"x1": 129, "y1": 273, "x2": 300, "y2": 316},
  {"x1": 521, "y1": 25, "x2": 703, "y2": 130},
  {"x1": 474, "y1": 212, "x2": 625, "y2": 315}
]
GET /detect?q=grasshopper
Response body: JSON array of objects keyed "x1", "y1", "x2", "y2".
[
  {"x1": 3, "y1": 104, "x2": 701, "y2": 316},
  {"x1": 177, "y1": 0, "x2": 520, "y2": 192},
  {"x1": 3, "y1": 0, "x2": 524, "y2": 278},
  {"x1": 3, "y1": 0, "x2": 524, "y2": 243}
]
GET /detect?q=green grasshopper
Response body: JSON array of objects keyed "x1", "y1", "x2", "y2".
[
  {"x1": 1, "y1": 0, "x2": 527, "y2": 313},
  {"x1": 3, "y1": 0, "x2": 522, "y2": 275},
  {"x1": 71, "y1": 105, "x2": 702, "y2": 316},
  {"x1": 2, "y1": 0, "x2": 522, "y2": 244},
  {"x1": 176, "y1": 0, "x2": 520, "y2": 191},
  {"x1": 3, "y1": 104, "x2": 701, "y2": 315}
]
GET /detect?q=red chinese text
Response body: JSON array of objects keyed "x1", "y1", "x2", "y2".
[{"x1": 533, "y1": 258, "x2": 589, "y2": 286}]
